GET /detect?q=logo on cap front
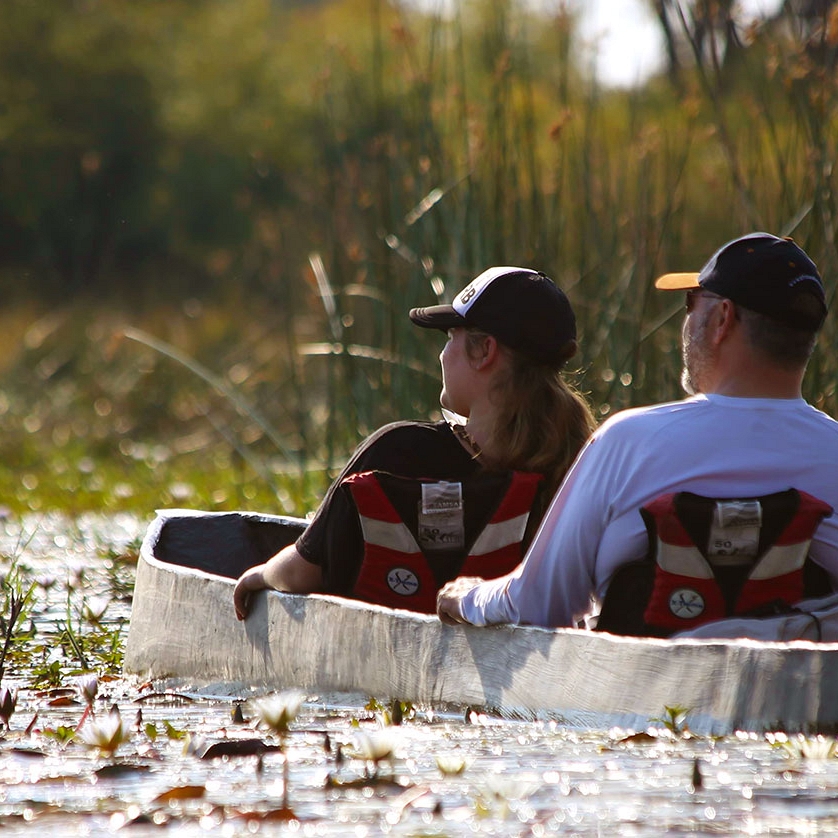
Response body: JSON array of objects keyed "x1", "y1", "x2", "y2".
[
  {"x1": 452, "y1": 266, "x2": 535, "y2": 316},
  {"x1": 789, "y1": 274, "x2": 821, "y2": 290},
  {"x1": 459, "y1": 285, "x2": 478, "y2": 306}
]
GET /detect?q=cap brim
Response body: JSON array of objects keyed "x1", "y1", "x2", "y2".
[
  {"x1": 654, "y1": 272, "x2": 701, "y2": 290},
  {"x1": 409, "y1": 304, "x2": 466, "y2": 330}
]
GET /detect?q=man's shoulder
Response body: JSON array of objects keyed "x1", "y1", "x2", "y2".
[
  {"x1": 797, "y1": 400, "x2": 838, "y2": 429},
  {"x1": 597, "y1": 397, "x2": 701, "y2": 436},
  {"x1": 595, "y1": 394, "x2": 838, "y2": 446}
]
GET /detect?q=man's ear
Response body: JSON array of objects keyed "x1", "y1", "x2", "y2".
[
  {"x1": 712, "y1": 299, "x2": 738, "y2": 344},
  {"x1": 469, "y1": 334, "x2": 499, "y2": 370}
]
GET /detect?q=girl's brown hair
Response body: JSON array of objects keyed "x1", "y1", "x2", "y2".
[{"x1": 465, "y1": 329, "x2": 597, "y2": 500}]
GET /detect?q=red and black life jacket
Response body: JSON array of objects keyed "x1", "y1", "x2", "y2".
[
  {"x1": 343, "y1": 469, "x2": 543, "y2": 612},
  {"x1": 596, "y1": 488, "x2": 833, "y2": 637}
]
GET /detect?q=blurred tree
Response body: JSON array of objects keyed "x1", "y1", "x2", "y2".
[
  {"x1": 648, "y1": 0, "x2": 838, "y2": 89},
  {"x1": 0, "y1": 0, "x2": 313, "y2": 302},
  {"x1": 0, "y1": 1, "x2": 164, "y2": 297}
]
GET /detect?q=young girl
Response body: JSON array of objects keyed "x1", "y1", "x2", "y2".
[{"x1": 233, "y1": 267, "x2": 596, "y2": 618}]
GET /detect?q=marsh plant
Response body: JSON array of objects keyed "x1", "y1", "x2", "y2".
[
  {"x1": 77, "y1": 674, "x2": 99, "y2": 708},
  {"x1": 435, "y1": 754, "x2": 468, "y2": 776},
  {"x1": 251, "y1": 690, "x2": 305, "y2": 737},
  {"x1": 75, "y1": 674, "x2": 99, "y2": 728},
  {"x1": 0, "y1": 557, "x2": 36, "y2": 682},
  {"x1": 652, "y1": 705, "x2": 692, "y2": 737},
  {"x1": 1, "y1": 2, "x2": 836, "y2": 521}
]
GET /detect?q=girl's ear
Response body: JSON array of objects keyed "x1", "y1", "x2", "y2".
[{"x1": 469, "y1": 334, "x2": 499, "y2": 370}]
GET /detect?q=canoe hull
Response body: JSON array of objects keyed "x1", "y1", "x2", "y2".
[{"x1": 124, "y1": 510, "x2": 838, "y2": 734}]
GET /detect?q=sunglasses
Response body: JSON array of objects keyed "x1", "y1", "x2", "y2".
[{"x1": 685, "y1": 289, "x2": 724, "y2": 312}]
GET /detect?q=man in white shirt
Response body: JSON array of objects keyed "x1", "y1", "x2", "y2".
[{"x1": 437, "y1": 233, "x2": 838, "y2": 631}]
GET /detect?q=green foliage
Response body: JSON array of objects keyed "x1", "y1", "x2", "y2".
[
  {"x1": 31, "y1": 659, "x2": 64, "y2": 689},
  {"x1": 42, "y1": 725, "x2": 77, "y2": 747},
  {"x1": 164, "y1": 720, "x2": 188, "y2": 741},
  {"x1": 365, "y1": 697, "x2": 414, "y2": 726},
  {"x1": 651, "y1": 704, "x2": 691, "y2": 736}
]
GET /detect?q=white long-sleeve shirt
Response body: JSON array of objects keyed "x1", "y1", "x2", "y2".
[{"x1": 459, "y1": 394, "x2": 838, "y2": 627}]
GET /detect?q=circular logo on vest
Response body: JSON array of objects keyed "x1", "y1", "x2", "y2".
[
  {"x1": 668, "y1": 588, "x2": 705, "y2": 619},
  {"x1": 387, "y1": 567, "x2": 419, "y2": 596}
]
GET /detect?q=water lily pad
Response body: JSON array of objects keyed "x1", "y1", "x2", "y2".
[
  {"x1": 198, "y1": 738, "x2": 283, "y2": 759},
  {"x1": 153, "y1": 784, "x2": 206, "y2": 803}
]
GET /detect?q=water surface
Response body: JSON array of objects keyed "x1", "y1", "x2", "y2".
[{"x1": 2, "y1": 515, "x2": 838, "y2": 836}]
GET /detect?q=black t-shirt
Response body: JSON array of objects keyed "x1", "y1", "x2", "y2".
[{"x1": 296, "y1": 421, "x2": 483, "y2": 594}]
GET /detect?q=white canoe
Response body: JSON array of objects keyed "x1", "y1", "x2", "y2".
[{"x1": 124, "y1": 509, "x2": 838, "y2": 734}]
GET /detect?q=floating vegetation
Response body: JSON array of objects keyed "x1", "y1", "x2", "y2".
[{"x1": 352, "y1": 728, "x2": 398, "y2": 777}]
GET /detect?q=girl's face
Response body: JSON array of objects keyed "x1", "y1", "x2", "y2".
[{"x1": 439, "y1": 328, "x2": 478, "y2": 417}]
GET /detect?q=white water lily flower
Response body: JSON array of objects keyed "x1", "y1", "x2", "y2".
[
  {"x1": 250, "y1": 690, "x2": 305, "y2": 736},
  {"x1": 435, "y1": 755, "x2": 468, "y2": 776},
  {"x1": 77, "y1": 674, "x2": 99, "y2": 706},
  {"x1": 481, "y1": 773, "x2": 540, "y2": 802},
  {"x1": 78, "y1": 710, "x2": 126, "y2": 756},
  {"x1": 354, "y1": 729, "x2": 397, "y2": 765},
  {"x1": 778, "y1": 734, "x2": 838, "y2": 761},
  {"x1": 82, "y1": 596, "x2": 110, "y2": 623}
]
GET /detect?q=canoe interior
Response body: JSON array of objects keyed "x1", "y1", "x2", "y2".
[{"x1": 150, "y1": 511, "x2": 308, "y2": 579}]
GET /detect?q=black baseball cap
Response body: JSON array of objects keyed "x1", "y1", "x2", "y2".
[
  {"x1": 655, "y1": 232, "x2": 827, "y2": 331},
  {"x1": 409, "y1": 267, "x2": 577, "y2": 366}
]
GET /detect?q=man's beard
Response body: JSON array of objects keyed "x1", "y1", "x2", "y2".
[{"x1": 681, "y1": 312, "x2": 711, "y2": 395}]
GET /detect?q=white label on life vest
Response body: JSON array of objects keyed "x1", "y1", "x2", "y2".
[
  {"x1": 707, "y1": 500, "x2": 762, "y2": 563},
  {"x1": 418, "y1": 482, "x2": 464, "y2": 551}
]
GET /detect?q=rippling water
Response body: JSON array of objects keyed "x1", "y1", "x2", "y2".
[{"x1": 2, "y1": 515, "x2": 838, "y2": 836}]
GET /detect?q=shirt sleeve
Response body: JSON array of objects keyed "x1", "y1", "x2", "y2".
[
  {"x1": 295, "y1": 430, "x2": 388, "y2": 589},
  {"x1": 458, "y1": 431, "x2": 616, "y2": 627}
]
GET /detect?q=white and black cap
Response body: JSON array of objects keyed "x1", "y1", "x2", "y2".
[{"x1": 409, "y1": 267, "x2": 577, "y2": 367}]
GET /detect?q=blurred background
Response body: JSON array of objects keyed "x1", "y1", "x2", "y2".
[{"x1": 3, "y1": 0, "x2": 836, "y2": 517}]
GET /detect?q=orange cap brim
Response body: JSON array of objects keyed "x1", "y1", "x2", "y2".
[{"x1": 654, "y1": 272, "x2": 701, "y2": 290}]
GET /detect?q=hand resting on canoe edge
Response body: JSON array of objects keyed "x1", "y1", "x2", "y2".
[
  {"x1": 436, "y1": 576, "x2": 485, "y2": 625},
  {"x1": 233, "y1": 547, "x2": 486, "y2": 625},
  {"x1": 233, "y1": 545, "x2": 323, "y2": 621}
]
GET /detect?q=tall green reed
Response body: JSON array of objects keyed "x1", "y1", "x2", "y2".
[
  {"x1": 173, "y1": 0, "x2": 838, "y2": 501},
  {"x1": 5, "y1": 1, "x2": 837, "y2": 514}
]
